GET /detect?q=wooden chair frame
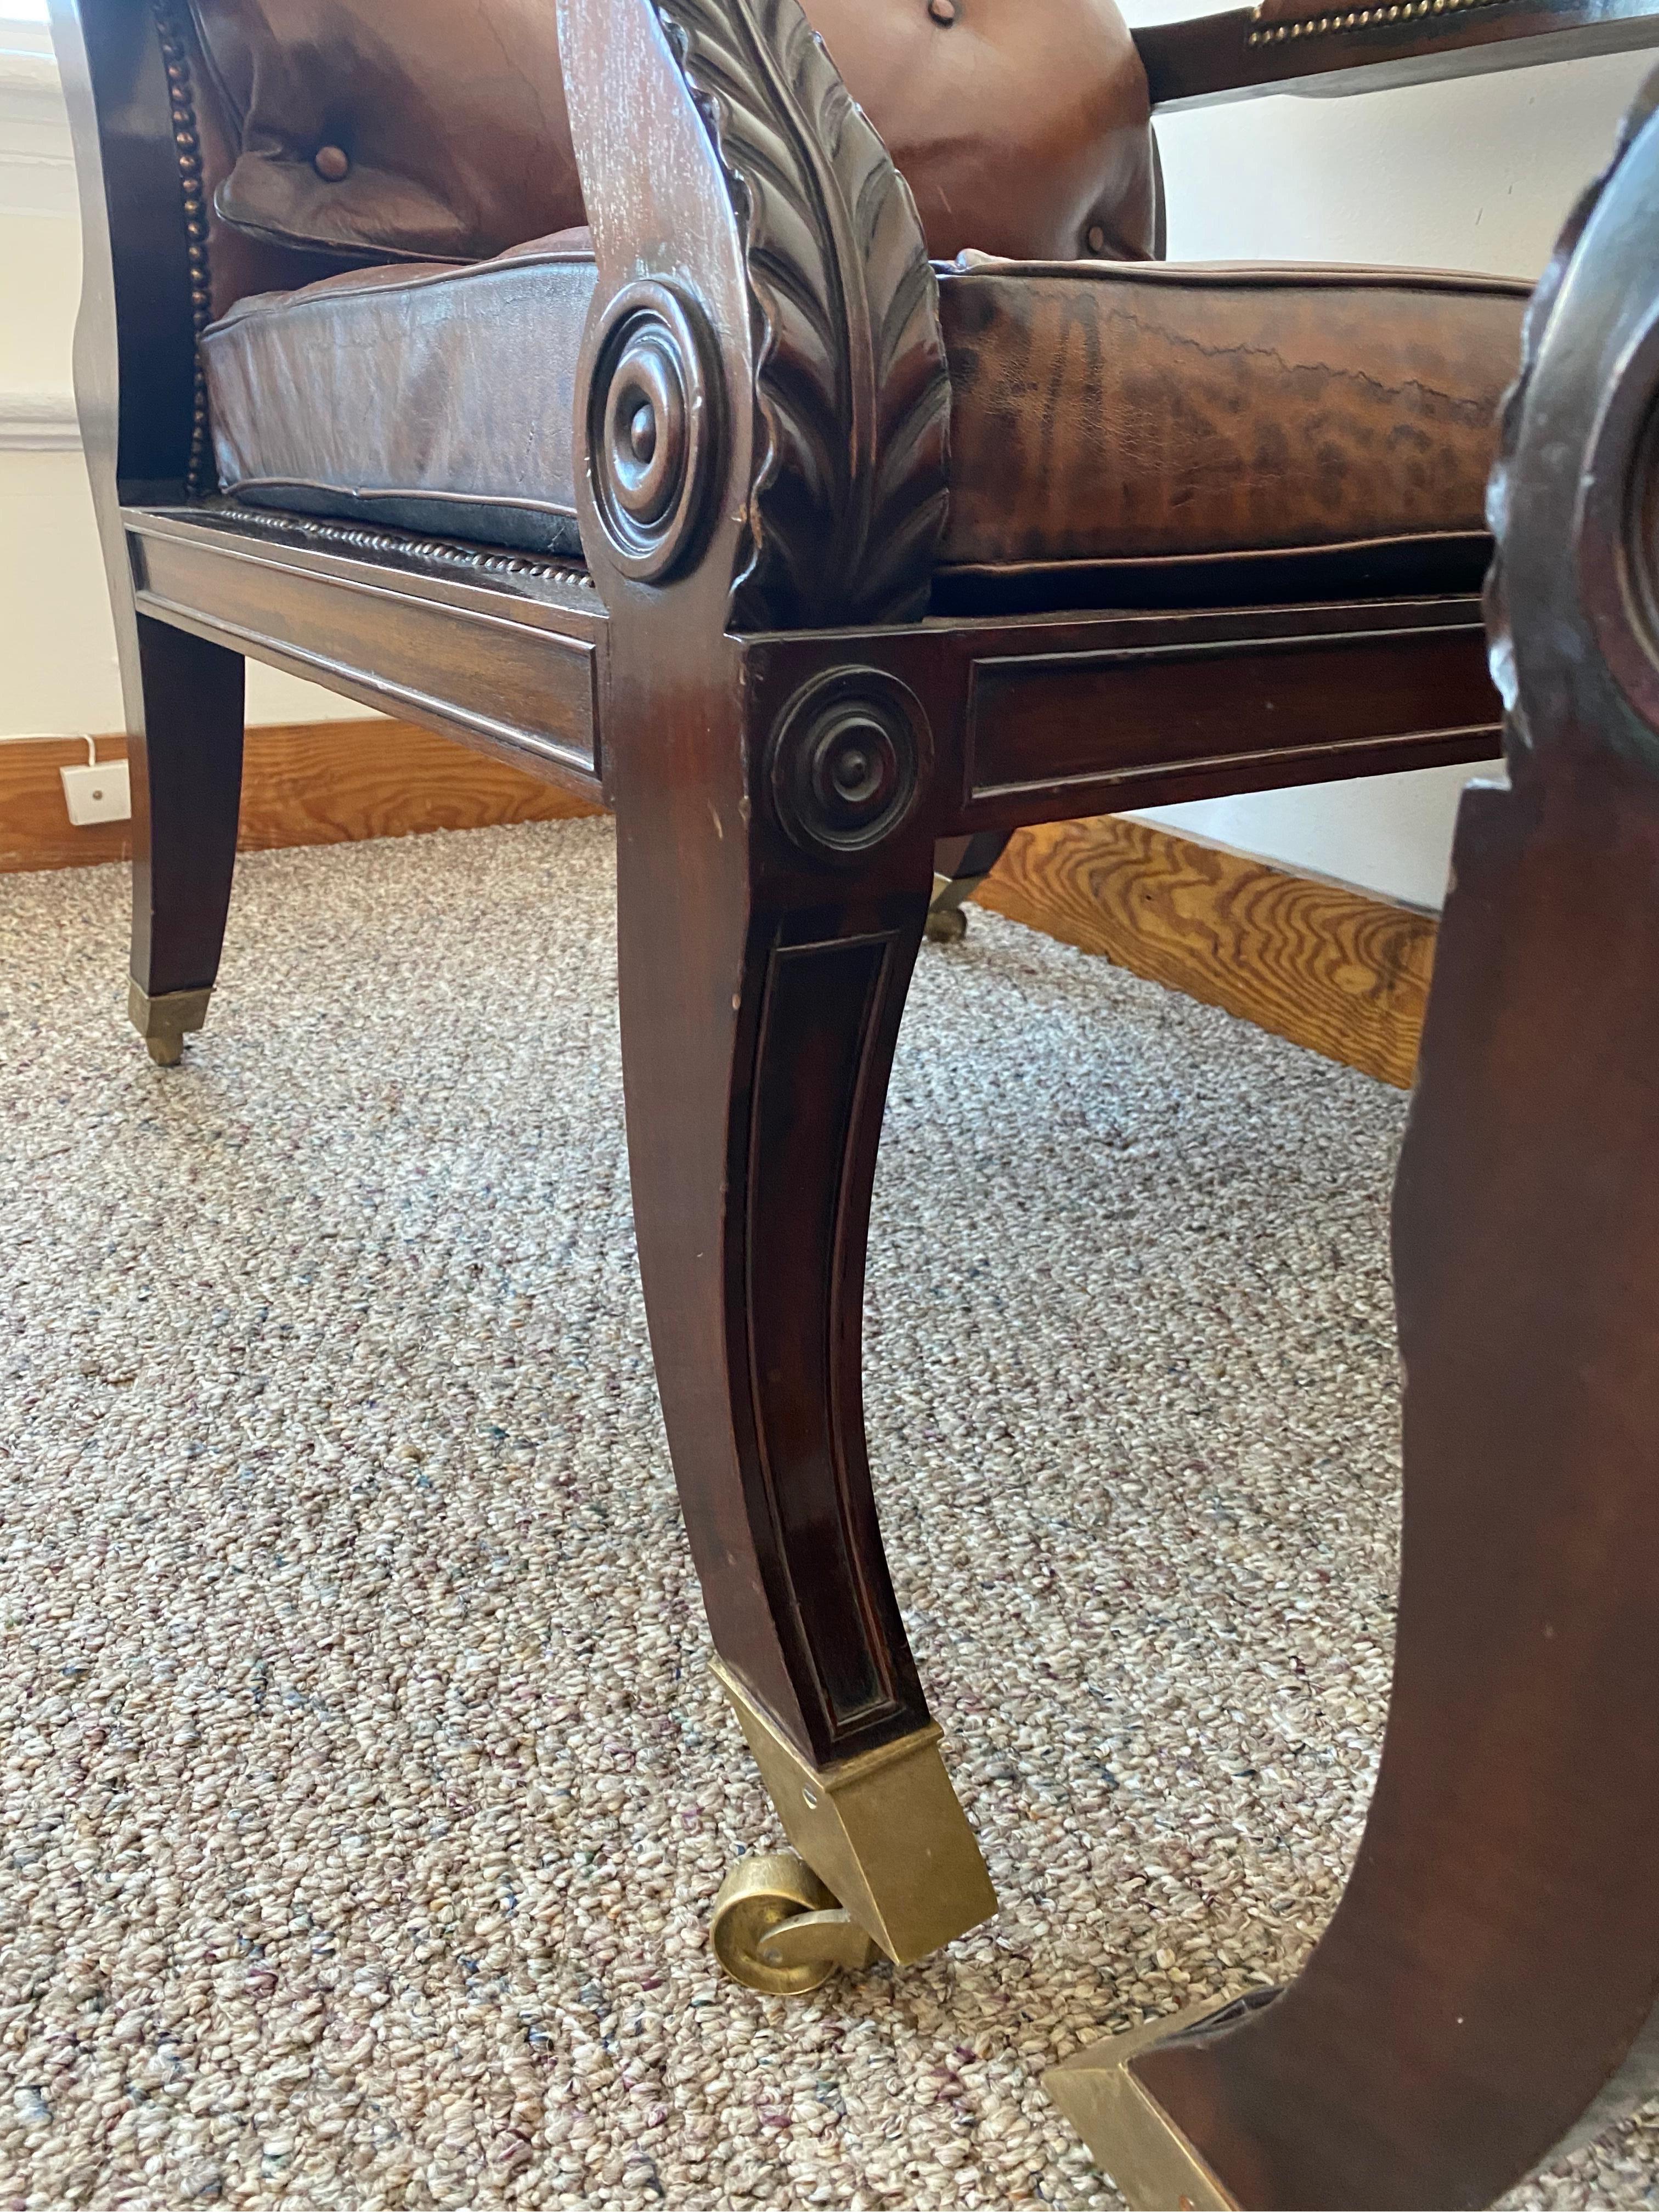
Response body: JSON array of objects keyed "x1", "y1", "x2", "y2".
[{"x1": 45, "y1": 0, "x2": 1659, "y2": 2196}]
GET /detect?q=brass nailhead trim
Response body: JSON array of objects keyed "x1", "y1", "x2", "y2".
[
  {"x1": 150, "y1": 1, "x2": 213, "y2": 498},
  {"x1": 1246, "y1": 0, "x2": 1510, "y2": 44},
  {"x1": 209, "y1": 505, "x2": 599, "y2": 590}
]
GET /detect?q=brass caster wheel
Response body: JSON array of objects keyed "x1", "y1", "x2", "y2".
[
  {"x1": 710, "y1": 1852, "x2": 880, "y2": 1994},
  {"x1": 924, "y1": 903, "x2": 969, "y2": 945}
]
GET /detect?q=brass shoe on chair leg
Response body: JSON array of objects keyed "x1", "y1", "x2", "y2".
[
  {"x1": 711, "y1": 1659, "x2": 997, "y2": 1975},
  {"x1": 924, "y1": 868, "x2": 984, "y2": 943},
  {"x1": 129, "y1": 982, "x2": 213, "y2": 1067},
  {"x1": 1043, "y1": 1989, "x2": 1280, "y2": 2209}
]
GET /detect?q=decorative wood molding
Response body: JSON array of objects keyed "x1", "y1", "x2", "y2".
[
  {"x1": 206, "y1": 504, "x2": 596, "y2": 593},
  {"x1": 1485, "y1": 66, "x2": 1659, "y2": 761},
  {"x1": 659, "y1": 0, "x2": 951, "y2": 627},
  {"x1": 0, "y1": 721, "x2": 600, "y2": 875},
  {"x1": 766, "y1": 665, "x2": 932, "y2": 860},
  {"x1": 977, "y1": 811, "x2": 1436, "y2": 1089},
  {"x1": 0, "y1": 390, "x2": 78, "y2": 450}
]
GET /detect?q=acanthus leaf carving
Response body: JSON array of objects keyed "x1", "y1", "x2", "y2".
[{"x1": 654, "y1": 0, "x2": 951, "y2": 629}]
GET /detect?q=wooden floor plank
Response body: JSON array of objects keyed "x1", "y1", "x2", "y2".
[
  {"x1": 979, "y1": 814, "x2": 1435, "y2": 1090},
  {"x1": 0, "y1": 720, "x2": 599, "y2": 876}
]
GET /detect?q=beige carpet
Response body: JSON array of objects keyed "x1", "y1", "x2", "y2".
[{"x1": 0, "y1": 817, "x2": 1652, "y2": 2211}]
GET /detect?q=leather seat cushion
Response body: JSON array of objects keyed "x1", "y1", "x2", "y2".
[
  {"x1": 202, "y1": 232, "x2": 597, "y2": 557},
  {"x1": 202, "y1": 239, "x2": 1529, "y2": 602},
  {"x1": 935, "y1": 254, "x2": 1530, "y2": 609},
  {"x1": 187, "y1": 0, "x2": 1154, "y2": 276}
]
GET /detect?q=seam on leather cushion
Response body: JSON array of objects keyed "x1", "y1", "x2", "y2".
[
  {"x1": 948, "y1": 252, "x2": 1532, "y2": 297},
  {"x1": 221, "y1": 478, "x2": 579, "y2": 523},
  {"x1": 205, "y1": 233, "x2": 596, "y2": 333},
  {"x1": 930, "y1": 531, "x2": 1496, "y2": 615}
]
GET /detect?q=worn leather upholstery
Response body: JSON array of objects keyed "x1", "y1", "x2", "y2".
[
  {"x1": 202, "y1": 238, "x2": 1528, "y2": 604},
  {"x1": 203, "y1": 234, "x2": 596, "y2": 556},
  {"x1": 806, "y1": 0, "x2": 1154, "y2": 263},
  {"x1": 185, "y1": 0, "x2": 583, "y2": 267},
  {"x1": 935, "y1": 256, "x2": 1530, "y2": 609},
  {"x1": 185, "y1": 0, "x2": 1155, "y2": 278},
  {"x1": 167, "y1": 1, "x2": 357, "y2": 323}
]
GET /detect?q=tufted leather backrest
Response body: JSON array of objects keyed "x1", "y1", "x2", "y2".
[
  {"x1": 184, "y1": 0, "x2": 1155, "y2": 296},
  {"x1": 810, "y1": 0, "x2": 1154, "y2": 264}
]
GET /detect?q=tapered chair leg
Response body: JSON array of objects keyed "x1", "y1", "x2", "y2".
[
  {"x1": 925, "y1": 830, "x2": 1011, "y2": 943},
  {"x1": 126, "y1": 614, "x2": 245, "y2": 1065},
  {"x1": 611, "y1": 662, "x2": 996, "y2": 1992}
]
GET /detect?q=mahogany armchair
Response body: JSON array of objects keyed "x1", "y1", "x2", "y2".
[{"x1": 47, "y1": 0, "x2": 1659, "y2": 2199}]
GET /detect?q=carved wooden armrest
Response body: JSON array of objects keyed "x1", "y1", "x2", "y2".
[
  {"x1": 1135, "y1": 0, "x2": 1659, "y2": 110},
  {"x1": 555, "y1": 0, "x2": 950, "y2": 634}
]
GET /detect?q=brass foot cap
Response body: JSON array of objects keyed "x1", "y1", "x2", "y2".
[
  {"x1": 712, "y1": 1659, "x2": 997, "y2": 1966},
  {"x1": 129, "y1": 982, "x2": 212, "y2": 1067},
  {"x1": 1044, "y1": 1991, "x2": 1278, "y2": 2211}
]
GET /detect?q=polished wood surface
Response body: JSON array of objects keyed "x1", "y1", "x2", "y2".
[
  {"x1": 563, "y1": 0, "x2": 944, "y2": 1769},
  {"x1": 1117, "y1": 71, "x2": 1659, "y2": 2209},
  {"x1": 0, "y1": 721, "x2": 600, "y2": 875},
  {"x1": 981, "y1": 814, "x2": 1437, "y2": 1090},
  {"x1": 105, "y1": 514, "x2": 1505, "y2": 830},
  {"x1": 1137, "y1": 0, "x2": 1659, "y2": 110},
  {"x1": 129, "y1": 508, "x2": 606, "y2": 798},
  {"x1": 126, "y1": 612, "x2": 244, "y2": 1006}
]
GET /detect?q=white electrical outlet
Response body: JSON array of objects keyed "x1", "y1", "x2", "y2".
[{"x1": 61, "y1": 759, "x2": 132, "y2": 826}]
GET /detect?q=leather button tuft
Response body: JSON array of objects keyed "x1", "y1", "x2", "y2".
[
  {"x1": 1086, "y1": 223, "x2": 1108, "y2": 255},
  {"x1": 928, "y1": 0, "x2": 957, "y2": 22},
  {"x1": 313, "y1": 145, "x2": 351, "y2": 183}
]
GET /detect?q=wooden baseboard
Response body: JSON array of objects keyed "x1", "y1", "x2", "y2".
[
  {"x1": 0, "y1": 720, "x2": 599, "y2": 875},
  {"x1": 978, "y1": 813, "x2": 1434, "y2": 1090},
  {"x1": 1, "y1": 721, "x2": 1430, "y2": 1085}
]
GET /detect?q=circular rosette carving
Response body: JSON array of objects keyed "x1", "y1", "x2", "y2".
[
  {"x1": 585, "y1": 281, "x2": 718, "y2": 582},
  {"x1": 768, "y1": 669, "x2": 934, "y2": 862},
  {"x1": 1577, "y1": 300, "x2": 1659, "y2": 736}
]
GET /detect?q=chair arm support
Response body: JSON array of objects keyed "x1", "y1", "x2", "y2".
[
  {"x1": 556, "y1": 0, "x2": 950, "y2": 631},
  {"x1": 1135, "y1": 0, "x2": 1659, "y2": 110}
]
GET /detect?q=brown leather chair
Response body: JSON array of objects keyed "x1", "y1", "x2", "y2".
[{"x1": 47, "y1": 0, "x2": 1659, "y2": 2199}]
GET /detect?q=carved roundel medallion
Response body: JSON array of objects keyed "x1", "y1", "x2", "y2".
[
  {"x1": 768, "y1": 669, "x2": 934, "y2": 861},
  {"x1": 1577, "y1": 300, "x2": 1659, "y2": 737},
  {"x1": 585, "y1": 280, "x2": 718, "y2": 583}
]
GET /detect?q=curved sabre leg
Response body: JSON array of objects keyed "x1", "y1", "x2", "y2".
[{"x1": 1048, "y1": 75, "x2": 1659, "y2": 2210}]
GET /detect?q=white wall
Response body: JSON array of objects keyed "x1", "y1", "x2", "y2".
[
  {"x1": 0, "y1": 6, "x2": 373, "y2": 737},
  {"x1": 1124, "y1": 18, "x2": 1652, "y2": 906},
  {"x1": 2, "y1": 7, "x2": 1652, "y2": 900}
]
